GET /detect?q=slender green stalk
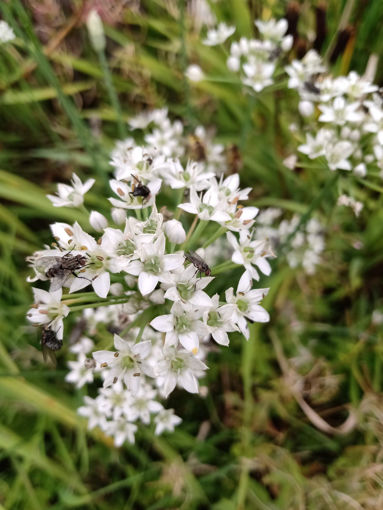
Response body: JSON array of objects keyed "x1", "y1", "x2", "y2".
[
  {"x1": 280, "y1": 172, "x2": 339, "y2": 254},
  {"x1": 202, "y1": 226, "x2": 227, "y2": 249},
  {"x1": 211, "y1": 261, "x2": 238, "y2": 275},
  {"x1": 183, "y1": 219, "x2": 208, "y2": 250},
  {"x1": 97, "y1": 49, "x2": 126, "y2": 139}
]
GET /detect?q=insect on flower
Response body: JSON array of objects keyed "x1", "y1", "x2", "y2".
[
  {"x1": 39, "y1": 252, "x2": 88, "y2": 292},
  {"x1": 184, "y1": 250, "x2": 211, "y2": 276},
  {"x1": 129, "y1": 175, "x2": 151, "y2": 203},
  {"x1": 186, "y1": 134, "x2": 206, "y2": 162},
  {"x1": 41, "y1": 326, "x2": 63, "y2": 364}
]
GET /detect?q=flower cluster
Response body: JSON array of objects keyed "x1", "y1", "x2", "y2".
[
  {"x1": 27, "y1": 129, "x2": 273, "y2": 445},
  {"x1": 227, "y1": 18, "x2": 293, "y2": 92},
  {"x1": 0, "y1": 20, "x2": 15, "y2": 44},
  {"x1": 286, "y1": 49, "x2": 382, "y2": 179},
  {"x1": 256, "y1": 208, "x2": 325, "y2": 275}
]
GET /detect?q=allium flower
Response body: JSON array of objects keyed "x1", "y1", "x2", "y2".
[
  {"x1": 154, "y1": 409, "x2": 182, "y2": 435},
  {"x1": 156, "y1": 346, "x2": 208, "y2": 397},
  {"x1": 227, "y1": 231, "x2": 273, "y2": 281},
  {"x1": 203, "y1": 23, "x2": 235, "y2": 46},
  {"x1": 151, "y1": 301, "x2": 207, "y2": 352},
  {"x1": 47, "y1": 173, "x2": 95, "y2": 208},
  {"x1": 220, "y1": 275, "x2": 269, "y2": 339},
  {"x1": 103, "y1": 419, "x2": 137, "y2": 446},
  {"x1": 27, "y1": 288, "x2": 69, "y2": 339},
  {"x1": 126, "y1": 234, "x2": 184, "y2": 295},
  {"x1": 0, "y1": 21, "x2": 15, "y2": 44},
  {"x1": 89, "y1": 211, "x2": 108, "y2": 232},
  {"x1": 93, "y1": 334, "x2": 152, "y2": 389},
  {"x1": 78, "y1": 396, "x2": 108, "y2": 431},
  {"x1": 65, "y1": 354, "x2": 95, "y2": 388},
  {"x1": 163, "y1": 219, "x2": 186, "y2": 244}
]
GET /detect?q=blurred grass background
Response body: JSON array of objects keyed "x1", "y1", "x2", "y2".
[{"x1": 1, "y1": 0, "x2": 383, "y2": 508}]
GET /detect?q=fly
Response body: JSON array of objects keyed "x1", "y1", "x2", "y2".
[
  {"x1": 184, "y1": 250, "x2": 211, "y2": 276},
  {"x1": 39, "y1": 252, "x2": 88, "y2": 291},
  {"x1": 41, "y1": 326, "x2": 62, "y2": 364},
  {"x1": 129, "y1": 175, "x2": 151, "y2": 203}
]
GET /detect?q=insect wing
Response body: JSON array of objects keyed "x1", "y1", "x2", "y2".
[
  {"x1": 49, "y1": 272, "x2": 72, "y2": 292},
  {"x1": 186, "y1": 250, "x2": 204, "y2": 265},
  {"x1": 35, "y1": 256, "x2": 61, "y2": 273},
  {"x1": 42, "y1": 344, "x2": 57, "y2": 366}
]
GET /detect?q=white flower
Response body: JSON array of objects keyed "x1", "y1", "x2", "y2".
[
  {"x1": 255, "y1": 18, "x2": 288, "y2": 42},
  {"x1": 93, "y1": 334, "x2": 152, "y2": 389},
  {"x1": 178, "y1": 187, "x2": 231, "y2": 223},
  {"x1": 89, "y1": 211, "x2": 108, "y2": 232},
  {"x1": 126, "y1": 234, "x2": 184, "y2": 295},
  {"x1": 162, "y1": 264, "x2": 214, "y2": 307},
  {"x1": 27, "y1": 288, "x2": 69, "y2": 339},
  {"x1": 111, "y1": 208, "x2": 126, "y2": 225},
  {"x1": 318, "y1": 97, "x2": 363, "y2": 125},
  {"x1": 125, "y1": 383, "x2": 163, "y2": 424},
  {"x1": 326, "y1": 141, "x2": 354, "y2": 171},
  {"x1": 203, "y1": 294, "x2": 237, "y2": 346},
  {"x1": 162, "y1": 159, "x2": 215, "y2": 191},
  {"x1": 0, "y1": 21, "x2": 15, "y2": 44},
  {"x1": 78, "y1": 396, "x2": 108, "y2": 430},
  {"x1": 299, "y1": 101, "x2": 314, "y2": 117},
  {"x1": 220, "y1": 276, "x2": 269, "y2": 340},
  {"x1": 155, "y1": 346, "x2": 208, "y2": 397},
  {"x1": 151, "y1": 301, "x2": 207, "y2": 353},
  {"x1": 185, "y1": 64, "x2": 205, "y2": 82},
  {"x1": 70, "y1": 336, "x2": 94, "y2": 355},
  {"x1": 47, "y1": 173, "x2": 95, "y2": 208},
  {"x1": 298, "y1": 129, "x2": 334, "y2": 159},
  {"x1": 66, "y1": 353, "x2": 95, "y2": 388},
  {"x1": 203, "y1": 23, "x2": 235, "y2": 46},
  {"x1": 242, "y1": 59, "x2": 275, "y2": 92},
  {"x1": 103, "y1": 419, "x2": 137, "y2": 446},
  {"x1": 227, "y1": 230, "x2": 272, "y2": 281},
  {"x1": 154, "y1": 409, "x2": 182, "y2": 435},
  {"x1": 337, "y1": 194, "x2": 363, "y2": 217},
  {"x1": 163, "y1": 219, "x2": 186, "y2": 244}
]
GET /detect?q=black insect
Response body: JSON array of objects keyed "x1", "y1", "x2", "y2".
[
  {"x1": 41, "y1": 326, "x2": 63, "y2": 364},
  {"x1": 40, "y1": 252, "x2": 88, "y2": 291},
  {"x1": 41, "y1": 326, "x2": 63, "y2": 351},
  {"x1": 129, "y1": 175, "x2": 150, "y2": 202},
  {"x1": 303, "y1": 80, "x2": 321, "y2": 95},
  {"x1": 185, "y1": 250, "x2": 211, "y2": 276}
]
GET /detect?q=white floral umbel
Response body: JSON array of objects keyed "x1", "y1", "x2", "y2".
[
  {"x1": 28, "y1": 113, "x2": 273, "y2": 447},
  {"x1": 0, "y1": 21, "x2": 15, "y2": 44},
  {"x1": 47, "y1": 173, "x2": 95, "y2": 208}
]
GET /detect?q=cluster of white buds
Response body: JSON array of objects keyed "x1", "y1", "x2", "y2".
[
  {"x1": 256, "y1": 208, "x2": 325, "y2": 275},
  {"x1": 26, "y1": 118, "x2": 274, "y2": 444},
  {"x1": 227, "y1": 19, "x2": 293, "y2": 92}
]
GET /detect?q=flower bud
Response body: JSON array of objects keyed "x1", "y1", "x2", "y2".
[
  {"x1": 185, "y1": 64, "x2": 204, "y2": 82},
  {"x1": 86, "y1": 10, "x2": 105, "y2": 53},
  {"x1": 110, "y1": 283, "x2": 124, "y2": 296},
  {"x1": 111, "y1": 208, "x2": 126, "y2": 225},
  {"x1": 89, "y1": 211, "x2": 108, "y2": 232},
  {"x1": 354, "y1": 163, "x2": 366, "y2": 177},
  {"x1": 164, "y1": 219, "x2": 186, "y2": 244},
  {"x1": 298, "y1": 100, "x2": 314, "y2": 117}
]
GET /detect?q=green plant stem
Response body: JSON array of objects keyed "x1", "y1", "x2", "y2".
[
  {"x1": 211, "y1": 260, "x2": 239, "y2": 275},
  {"x1": 202, "y1": 226, "x2": 227, "y2": 249},
  {"x1": 183, "y1": 219, "x2": 208, "y2": 251},
  {"x1": 97, "y1": 48, "x2": 126, "y2": 139},
  {"x1": 68, "y1": 297, "x2": 133, "y2": 312},
  {"x1": 281, "y1": 172, "x2": 339, "y2": 254}
]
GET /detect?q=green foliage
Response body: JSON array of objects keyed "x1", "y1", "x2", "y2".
[{"x1": 1, "y1": 0, "x2": 383, "y2": 508}]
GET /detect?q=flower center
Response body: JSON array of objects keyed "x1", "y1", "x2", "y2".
[
  {"x1": 174, "y1": 313, "x2": 192, "y2": 333},
  {"x1": 143, "y1": 256, "x2": 161, "y2": 274},
  {"x1": 207, "y1": 310, "x2": 222, "y2": 328},
  {"x1": 177, "y1": 282, "x2": 195, "y2": 301},
  {"x1": 236, "y1": 298, "x2": 249, "y2": 313},
  {"x1": 116, "y1": 239, "x2": 135, "y2": 256},
  {"x1": 243, "y1": 246, "x2": 254, "y2": 260},
  {"x1": 171, "y1": 357, "x2": 185, "y2": 371},
  {"x1": 121, "y1": 354, "x2": 136, "y2": 370},
  {"x1": 143, "y1": 219, "x2": 158, "y2": 234}
]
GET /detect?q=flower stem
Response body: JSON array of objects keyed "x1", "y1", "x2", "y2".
[
  {"x1": 181, "y1": 215, "x2": 199, "y2": 248},
  {"x1": 211, "y1": 261, "x2": 239, "y2": 275},
  {"x1": 202, "y1": 226, "x2": 227, "y2": 249},
  {"x1": 97, "y1": 48, "x2": 126, "y2": 140},
  {"x1": 68, "y1": 297, "x2": 132, "y2": 312}
]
